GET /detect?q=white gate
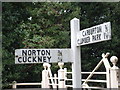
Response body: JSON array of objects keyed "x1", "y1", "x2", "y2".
[
  {"x1": 41, "y1": 52, "x2": 120, "y2": 89},
  {"x1": 81, "y1": 53, "x2": 120, "y2": 89}
]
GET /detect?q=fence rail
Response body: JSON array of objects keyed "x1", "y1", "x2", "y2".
[
  {"x1": 14, "y1": 83, "x2": 41, "y2": 86},
  {"x1": 65, "y1": 72, "x2": 72, "y2": 74},
  {"x1": 66, "y1": 85, "x2": 73, "y2": 87},
  {"x1": 82, "y1": 79, "x2": 107, "y2": 83},
  {"x1": 83, "y1": 86, "x2": 105, "y2": 89},
  {"x1": 81, "y1": 72, "x2": 107, "y2": 74},
  {"x1": 65, "y1": 79, "x2": 72, "y2": 81},
  {"x1": 10, "y1": 82, "x2": 42, "y2": 89}
]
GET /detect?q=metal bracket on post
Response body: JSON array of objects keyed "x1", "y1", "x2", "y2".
[{"x1": 70, "y1": 18, "x2": 81, "y2": 88}]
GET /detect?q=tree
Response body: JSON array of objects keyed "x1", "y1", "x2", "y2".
[
  {"x1": 2, "y1": 2, "x2": 32, "y2": 88},
  {"x1": 2, "y1": 2, "x2": 81, "y2": 88}
]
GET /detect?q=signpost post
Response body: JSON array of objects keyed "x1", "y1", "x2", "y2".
[{"x1": 70, "y1": 18, "x2": 81, "y2": 88}]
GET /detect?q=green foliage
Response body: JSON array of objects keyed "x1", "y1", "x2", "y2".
[
  {"x1": 2, "y1": 2, "x2": 120, "y2": 89},
  {"x1": 2, "y1": 2, "x2": 81, "y2": 88}
]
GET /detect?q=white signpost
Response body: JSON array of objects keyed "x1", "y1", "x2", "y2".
[
  {"x1": 70, "y1": 18, "x2": 81, "y2": 88},
  {"x1": 70, "y1": 18, "x2": 111, "y2": 88},
  {"x1": 15, "y1": 18, "x2": 111, "y2": 88},
  {"x1": 77, "y1": 22, "x2": 111, "y2": 46},
  {"x1": 15, "y1": 49, "x2": 72, "y2": 64}
]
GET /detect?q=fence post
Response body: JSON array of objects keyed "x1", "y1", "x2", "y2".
[
  {"x1": 64, "y1": 68, "x2": 67, "y2": 81},
  {"x1": 110, "y1": 56, "x2": 119, "y2": 88},
  {"x1": 58, "y1": 62, "x2": 65, "y2": 88},
  {"x1": 42, "y1": 63, "x2": 49, "y2": 88},
  {"x1": 12, "y1": 81, "x2": 17, "y2": 89},
  {"x1": 54, "y1": 74, "x2": 57, "y2": 88},
  {"x1": 102, "y1": 53, "x2": 111, "y2": 88}
]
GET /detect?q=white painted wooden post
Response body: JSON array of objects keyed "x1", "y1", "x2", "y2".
[
  {"x1": 58, "y1": 62, "x2": 65, "y2": 88},
  {"x1": 64, "y1": 68, "x2": 67, "y2": 81},
  {"x1": 42, "y1": 63, "x2": 49, "y2": 88},
  {"x1": 102, "y1": 53, "x2": 111, "y2": 88},
  {"x1": 110, "y1": 56, "x2": 119, "y2": 88},
  {"x1": 64, "y1": 68, "x2": 67, "y2": 88},
  {"x1": 47, "y1": 63, "x2": 56, "y2": 88},
  {"x1": 70, "y1": 18, "x2": 81, "y2": 88},
  {"x1": 54, "y1": 74, "x2": 57, "y2": 88},
  {"x1": 12, "y1": 81, "x2": 17, "y2": 89}
]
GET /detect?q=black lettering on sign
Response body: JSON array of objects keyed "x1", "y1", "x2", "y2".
[
  {"x1": 47, "y1": 56, "x2": 51, "y2": 62},
  {"x1": 97, "y1": 26, "x2": 102, "y2": 33},
  {"x1": 43, "y1": 56, "x2": 46, "y2": 62},
  {"x1": 17, "y1": 56, "x2": 52, "y2": 63},
  {"x1": 105, "y1": 25, "x2": 108, "y2": 32},
  {"x1": 91, "y1": 28, "x2": 95, "y2": 35},
  {"x1": 23, "y1": 57, "x2": 27, "y2": 62},
  {"x1": 82, "y1": 26, "x2": 102, "y2": 37},
  {"x1": 46, "y1": 50, "x2": 50, "y2": 56},
  {"x1": 22, "y1": 50, "x2": 27, "y2": 56},
  {"x1": 19, "y1": 49, "x2": 52, "y2": 63},
  {"x1": 28, "y1": 57, "x2": 31, "y2": 62},
  {"x1": 104, "y1": 33, "x2": 109, "y2": 39},
  {"x1": 38, "y1": 56, "x2": 42, "y2": 62},
  {"x1": 37, "y1": 50, "x2": 41, "y2": 55},
  {"x1": 82, "y1": 31, "x2": 86, "y2": 37},
  {"x1": 22, "y1": 50, "x2": 51, "y2": 56},
  {"x1": 41, "y1": 50, "x2": 50, "y2": 56},
  {"x1": 86, "y1": 29, "x2": 90, "y2": 35},
  {"x1": 92, "y1": 34, "x2": 101, "y2": 41},
  {"x1": 33, "y1": 57, "x2": 37, "y2": 62},
  {"x1": 80, "y1": 36, "x2": 90, "y2": 44},
  {"x1": 77, "y1": 39, "x2": 81, "y2": 44},
  {"x1": 41, "y1": 50, "x2": 45, "y2": 55},
  {"x1": 58, "y1": 50, "x2": 62, "y2": 62},
  {"x1": 28, "y1": 50, "x2": 32, "y2": 55},
  {"x1": 32, "y1": 50, "x2": 36, "y2": 55},
  {"x1": 18, "y1": 57, "x2": 22, "y2": 63}
]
